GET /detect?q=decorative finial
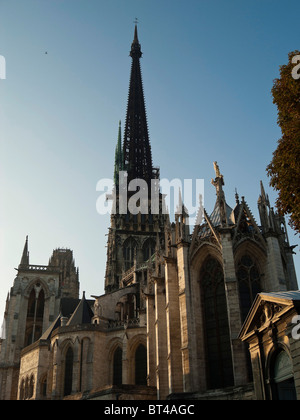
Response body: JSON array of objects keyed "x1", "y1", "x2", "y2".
[
  {"x1": 235, "y1": 188, "x2": 240, "y2": 204},
  {"x1": 213, "y1": 161, "x2": 221, "y2": 178}
]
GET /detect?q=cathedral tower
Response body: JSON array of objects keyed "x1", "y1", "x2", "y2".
[{"x1": 0, "y1": 238, "x2": 79, "y2": 400}]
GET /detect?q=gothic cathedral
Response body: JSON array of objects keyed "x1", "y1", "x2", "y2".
[{"x1": 0, "y1": 27, "x2": 299, "y2": 401}]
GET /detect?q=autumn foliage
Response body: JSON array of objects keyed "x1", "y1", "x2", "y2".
[{"x1": 267, "y1": 50, "x2": 300, "y2": 234}]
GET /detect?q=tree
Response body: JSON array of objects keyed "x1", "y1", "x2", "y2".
[{"x1": 267, "y1": 50, "x2": 300, "y2": 234}]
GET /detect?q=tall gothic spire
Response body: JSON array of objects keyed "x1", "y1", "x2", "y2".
[
  {"x1": 123, "y1": 25, "x2": 153, "y2": 186},
  {"x1": 211, "y1": 162, "x2": 230, "y2": 227}
]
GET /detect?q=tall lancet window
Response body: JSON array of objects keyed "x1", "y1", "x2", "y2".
[
  {"x1": 113, "y1": 347, "x2": 123, "y2": 385},
  {"x1": 142, "y1": 238, "x2": 156, "y2": 262},
  {"x1": 135, "y1": 344, "x2": 147, "y2": 385},
  {"x1": 123, "y1": 237, "x2": 137, "y2": 271},
  {"x1": 64, "y1": 347, "x2": 74, "y2": 396},
  {"x1": 200, "y1": 257, "x2": 234, "y2": 389},
  {"x1": 25, "y1": 284, "x2": 45, "y2": 346}
]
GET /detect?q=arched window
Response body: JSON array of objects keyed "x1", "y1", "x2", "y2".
[
  {"x1": 27, "y1": 289, "x2": 36, "y2": 317},
  {"x1": 29, "y1": 376, "x2": 34, "y2": 399},
  {"x1": 36, "y1": 289, "x2": 45, "y2": 318},
  {"x1": 237, "y1": 255, "x2": 261, "y2": 322},
  {"x1": 135, "y1": 344, "x2": 147, "y2": 385},
  {"x1": 271, "y1": 350, "x2": 297, "y2": 400},
  {"x1": 113, "y1": 347, "x2": 123, "y2": 385},
  {"x1": 123, "y1": 238, "x2": 137, "y2": 271},
  {"x1": 200, "y1": 257, "x2": 234, "y2": 389},
  {"x1": 41, "y1": 375, "x2": 47, "y2": 398},
  {"x1": 64, "y1": 347, "x2": 74, "y2": 396},
  {"x1": 142, "y1": 238, "x2": 156, "y2": 262},
  {"x1": 25, "y1": 377, "x2": 29, "y2": 399}
]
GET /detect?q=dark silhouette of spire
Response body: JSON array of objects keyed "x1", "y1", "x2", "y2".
[
  {"x1": 19, "y1": 235, "x2": 29, "y2": 268},
  {"x1": 123, "y1": 25, "x2": 153, "y2": 186}
]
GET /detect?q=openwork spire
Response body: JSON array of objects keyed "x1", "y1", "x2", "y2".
[{"x1": 123, "y1": 25, "x2": 153, "y2": 186}]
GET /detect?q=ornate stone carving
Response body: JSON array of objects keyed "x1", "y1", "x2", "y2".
[{"x1": 258, "y1": 302, "x2": 283, "y2": 328}]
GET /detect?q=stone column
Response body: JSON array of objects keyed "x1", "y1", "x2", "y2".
[
  {"x1": 154, "y1": 276, "x2": 168, "y2": 399},
  {"x1": 164, "y1": 257, "x2": 183, "y2": 394},
  {"x1": 265, "y1": 235, "x2": 287, "y2": 291},
  {"x1": 122, "y1": 331, "x2": 130, "y2": 385},
  {"x1": 146, "y1": 292, "x2": 156, "y2": 387},
  {"x1": 72, "y1": 339, "x2": 80, "y2": 394},
  {"x1": 51, "y1": 340, "x2": 61, "y2": 399},
  {"x1": 176, "y1": 241, "x2": 197, "y2": 392},
  {"x1": 221, "y1": 229, "x2": 248, "y2": 386}
]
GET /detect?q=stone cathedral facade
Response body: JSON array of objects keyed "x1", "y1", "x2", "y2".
[{"x1": 0, "y1": 27, "x2": 299, "y2": 401}]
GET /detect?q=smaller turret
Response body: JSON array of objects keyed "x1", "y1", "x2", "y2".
[
  {"x1": 258, "y1": 180, "x2": 273, "y2": 233},
  {"x1": 210, "y1": 162, "x2": 233, "y2": 227},
  {"x1": 18, "y1": 235, "x2": 29, "y2": 269},
  {"x1": 114, "y1": 120, "x2": 124, "y2": 187}
]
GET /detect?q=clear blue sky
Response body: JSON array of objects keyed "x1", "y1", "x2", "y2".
[{"x1": 0, "y1": 0, "x2": 299, "y2": 321}]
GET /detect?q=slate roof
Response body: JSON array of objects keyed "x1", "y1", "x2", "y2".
[
  {"x1": 209, "y1": 202, "x2": 234, "y2": 227},
  {"x1": 66, "y1": 292, "x2": 94, "y2": 326},
  {"x1": 39, "y1": 293, "x2": 94, "y2": 341},
  {"x1": 60, "y1": 298, "x2": 81, "y2": 318},
  {"x1": 39, "y1": 314, "x2": 61, "y2": 340}
]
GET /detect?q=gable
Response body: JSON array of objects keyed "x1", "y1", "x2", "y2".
[
  {"x1": 190, "y1": 209, "x2": 221, "y2": 260},
  {"x1": 239, "y1": 292, "x2": 299, "y2": 341},
  {"x1": 233, "y1": 199, "x2": 266, "y2": 250}
]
